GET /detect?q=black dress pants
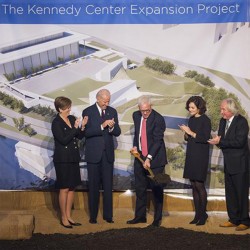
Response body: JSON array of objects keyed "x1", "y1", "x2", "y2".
[
  {"x1": 134, "y1": 159, "x2": 164, "y2": 222},
  {"x1": 224, "y1": 170, "x2": 250, "y2": 226},
  {"x1": 87, "y1": 151, "x2": 113, "y2": 221}
]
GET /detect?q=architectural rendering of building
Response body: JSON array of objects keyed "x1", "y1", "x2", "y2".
[{"x1": 0, "y1": 25, "x2": 89, "y2": 80}]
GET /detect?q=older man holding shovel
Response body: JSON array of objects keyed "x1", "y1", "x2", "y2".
[{"x1": 127, "y1": 95, "x2": 168, "y2": 227}]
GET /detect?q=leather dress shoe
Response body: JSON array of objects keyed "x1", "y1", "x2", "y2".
[
  {"x1": 68, "y1": 220, "x2": 82, "y2": 226},
  {"x1": 89, "y1": 219, "x2": 97, "y2": 224},
  {"x1": 60, "y1": 221, "x2": 73, "y2": 229},
  {"x1": 150, "y1": 220, "x2": 160, "y2": 227},
  {"x1": 219, "y1": 221, "x2": 236, "y2": 227},
  {"x1": 235, "y1": 224, "x2": 249, "y2": 231},
  {"x1": 127, "y1": 218, "x2": 147, "y2": 224},
  {"x1": 105, "y1": 219, "x2": 114, "y2": 223}
]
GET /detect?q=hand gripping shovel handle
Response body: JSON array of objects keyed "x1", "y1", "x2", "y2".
[
  {"x1": 130, "y1": 149, "x2": 171, "y2": 186},
  {"x1": 130, "y1": 150, "x2": 155, "y2": 178}
]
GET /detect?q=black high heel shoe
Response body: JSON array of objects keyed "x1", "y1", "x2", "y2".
[
  {"x1": 196, "y1": 214, "x2": 208, "y2": 226},
  {"x1": 189, "y1": 217, "x2": 199, "y2": 224},
  {"x1": 68, "y1": 220, "x2": 82, "y2": 226},
  {"x1": 60, "y1": 221, "x2": 73, "y2": 229}
]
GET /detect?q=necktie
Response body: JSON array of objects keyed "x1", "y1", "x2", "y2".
[
  {"x1": 101, "y1": 110, "x2": 105, "y2": 121},
  {"x1": 141, "y1": 118, "x2": 148, "y2": 157},
  {"x1": 225, "y1": 120, "x2": 230, "y2": 134}
]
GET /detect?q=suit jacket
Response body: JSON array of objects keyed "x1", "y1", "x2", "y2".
[
  {"x1": 51, "y1": 114, "x2": 85, "y2": 163},
  {"x1": 82, "y1": 104, "x2": 121, "y2": 163},
  {"x1": 133, "y1": 109, "x2": 167, "y2": 168},
  {"x1": 218, "y1": 114, "x2": 249, "y2": 174}
]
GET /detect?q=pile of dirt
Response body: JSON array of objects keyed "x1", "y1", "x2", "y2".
[{"x1": 1, "y1": 227, "x2": 249, "y2": 250}]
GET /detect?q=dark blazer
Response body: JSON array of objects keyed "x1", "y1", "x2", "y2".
[
  {"x1": 51, "y1": 114, "x2": 85, "y2": 163},
  {"x1": 218, "y1": 114, "x2": 249, "y2": 174},
  {"x1": 82, "y1": 104, "x2": 121, "y2": 163},
  {"x1": 133, "y1": 109, "x2": 167, "y2": 168}
]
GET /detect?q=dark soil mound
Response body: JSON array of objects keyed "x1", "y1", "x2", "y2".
[{"x1": 1, "y1": 227, "x2": 249, "y2": 250}]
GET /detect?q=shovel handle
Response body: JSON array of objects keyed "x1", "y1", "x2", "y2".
[{"x1": 130, "y1": 150, "x2": 155, "y2": 178}]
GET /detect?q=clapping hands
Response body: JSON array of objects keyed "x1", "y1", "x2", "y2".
[
  {"x1": 179, "y1": 124, "x2": 191, "y2": 135},
  {"x1": 74, "y1": 116, "x2": 88, "y2": 130},
  {"x1": 103, "y1": 118, "x2": 115, "y2": 129},
  {"x1": 208, "y1": 135, "x2": 221, "y2": 145}
]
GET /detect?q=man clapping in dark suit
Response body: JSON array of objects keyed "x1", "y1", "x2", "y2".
[
  {"x1": 208, "y1": 98, "x2": 250, "y2": 231},
  {"x1": 82, "y1": 89, "x2": 121, "y2": 224},
  {"x1": 127, "y1": 95, "x2": 168, "y2": 227}
]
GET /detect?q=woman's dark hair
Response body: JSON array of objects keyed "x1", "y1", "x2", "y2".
[
  {"x1": 185, "y1": 96, "x2": 207, "y2": 115},
  {"x1": 54, "y1": 96, "x2": 72, "y2": 112}
]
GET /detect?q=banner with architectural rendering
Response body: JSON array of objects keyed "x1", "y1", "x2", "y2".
[{"x1": 0, "y1": 0, "x2": 249, "y2": 193}]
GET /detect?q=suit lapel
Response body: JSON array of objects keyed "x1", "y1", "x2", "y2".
[
  {"x1": 134, "y1": 111, "x2": 142, "y2": 135},
  {"x1": 146, "y1": 110, "x2": 154, "y2": 133},
  {"x1": 92, "y1": 104, "x2": 103, "y2": 123},
  {"x1": 104, "y1": 107, "x2": 111, "y2": 119}
]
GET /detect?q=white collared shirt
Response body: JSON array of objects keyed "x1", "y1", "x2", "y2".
[
  {"x1": 96, "y1": 103, "x2": 103, "y2": 116},
  {"x1": 227, "y1": 116, "x2": 234, "y2": 129}
]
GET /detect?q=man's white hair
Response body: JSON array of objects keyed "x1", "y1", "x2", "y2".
[
  {"x1": 222, "y1": 98, "x2": 239, "y2": 115},
  {"x1": 138, "y1": 95, "x2": 152, "y2": 107}
]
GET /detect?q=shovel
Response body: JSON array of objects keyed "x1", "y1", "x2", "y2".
[{"x1": 130, "y1": 150, "x2": 171, "y2": 186}]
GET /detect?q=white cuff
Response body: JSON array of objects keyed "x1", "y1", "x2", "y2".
[{"x1": 147, "y1": 154, "x2": 152, "y2": 160}]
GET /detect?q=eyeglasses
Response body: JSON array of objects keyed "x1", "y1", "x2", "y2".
[{"x1": 140, "y1": 109, "x2": 151, "y2": 113}]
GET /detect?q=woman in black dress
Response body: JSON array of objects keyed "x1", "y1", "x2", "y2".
[
  {"x1": 179, "y1": 96, "x2": 211, "y2": 226},
  {"x1": 52, "y1": 96, "x2": 88, "y2": 228}
]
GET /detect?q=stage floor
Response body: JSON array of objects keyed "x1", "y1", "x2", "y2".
[
  {"x1": 0, "y1": 191, "x2": 249, "y2": 237},
  {"x1": 32, "y1": 207, "x2": 249, "y2": 235}
]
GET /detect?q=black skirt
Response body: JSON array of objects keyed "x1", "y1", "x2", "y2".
[{"x1": 54, "y1": 162, "x2": 81, "y2": 189}]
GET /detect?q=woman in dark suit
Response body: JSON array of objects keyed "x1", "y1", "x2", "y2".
[
  {"x1": 179, "y1": 96, "x2": 211, "y2": 226},
  {"x1": 52, "y1": 96, "x2": 88, "y2": 228}
]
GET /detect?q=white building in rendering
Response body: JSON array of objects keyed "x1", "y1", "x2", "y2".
[{"x1": 0, "y1": 25, "x2": 89, "y2": 78}]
